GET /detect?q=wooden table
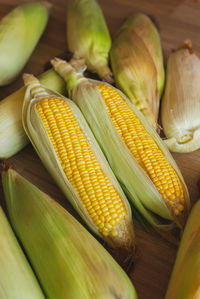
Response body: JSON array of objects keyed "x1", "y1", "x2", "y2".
[{"x1": 1, "y1": 0, "x2": 200, "y2": 298}]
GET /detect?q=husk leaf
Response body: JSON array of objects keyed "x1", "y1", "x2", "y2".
[
  {"x1": 1, "y1": 166, "x2": 138, "y2": 299},
  {"x1": 0, "y1": 206, "x2": 44, "y2": 299}
]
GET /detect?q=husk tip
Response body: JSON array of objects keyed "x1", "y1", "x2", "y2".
[
  {"x1": 175, "y1": 39, "x2": 193, "y2": 53},
  {"x1": 0, "y1": 159, "x2": 13, "y2": 174},
  {"x1": 23, "y1": 73, "x2": 39, "y2": 86}
]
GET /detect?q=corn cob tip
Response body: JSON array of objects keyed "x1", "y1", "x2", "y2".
[
  {"x1": 103, "y1": 71, "x2": 114, "y2": 84},
  {"x1": 50, "y1": 57, "x2": 65, "y2": 68},
  {"x1": 39, "y1": 1, "x2": 52, "y2": 12},
  {"x1": 0, "y1": 159, "x2": 12, "y2": 173},
  {"x1": 23, "y1": 73, "x2": 39, "y2": 86}
]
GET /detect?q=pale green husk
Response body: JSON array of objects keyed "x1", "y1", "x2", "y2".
[
  {"x1": 161, "y1": 40, "x2": 200, "y2": 153},
  {"x1": 22, "y1": 75, "x2": 135, "y2": 251},
  {"x1": 0, "y1": 68, "x2": 66, "y2": 158},
  {"x1": 110, "y1": 25, "x2": 159, "y2": 128},
  {"x1": 52, "y1": 59, "x2": 190, "y2": 233},
  {"x1": 67, "y1": 0, "x2": 113, "y2": 82},
  {"x1": 0, "y1": 2, "x2": 50, "y2": 86},
  {"x1": 0, "y1": 206, "x2": 44, "y2": 299},
  {"x1": 2, "y1": 168, "x2": 138, "y2": 299},
  {"x1": 165, "y1": 200, "x2": 200, "y2": 299},
  {"x1": 122, "y1": 13, "x2": 165, "y2": 98}
]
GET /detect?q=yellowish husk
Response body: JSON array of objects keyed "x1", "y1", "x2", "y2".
[
  {"x1": 165, "y1": 200, "x2": 200, "y2": 299},
  {"x1": 51, "y1": 58, "x2": 190, "y2": 236},
  {"x1": 161, "y1": 40, "x2": 200, "y2": 153},
  {"x1": 2, "y1": 167, "x2": 138, "y2": 299},
  {"x1": 22, "y1": 74, "x2": 135, "y2": 255},
  {"x1": 0, "y1": 69, "x2": 66, "y2": 158},
  {"x1": 0, "y1": 206, "x2": 44, "y2": 299}
]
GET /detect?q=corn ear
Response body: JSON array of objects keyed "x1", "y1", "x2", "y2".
[
  {"x1": 0, "y1": 68, "x2": 66, "y2": 158},
  {"x1": 121, "y1": 13, "x2": 165, "y2": 98},
  {"x1": 161, "y1": 40, "x2": 200, "y2": 153},
  {"x1": 165, "y1": 200, "x2": 200, "y2": 299},
  {"x1": 0, "y1": 206, "x2": 44, "y2": 298},
  {"x1": 52, "y1": 58, "x2": 190, "y2": 238},
  {"x1": 22, "y1": 74, "x2": 135, "y2": 257},
  {"x1": 0, "y1": 2, "x2": 50, "y2": 86},
  {"x1": 67, "y1": 0, "x2": 113, "y2": 83},
  {"x1": 1, "y1": 166, "x2": 138, "y2": 299},
  {"x1": 110, "y1": 24, "x2": 159, "y2": 128}
]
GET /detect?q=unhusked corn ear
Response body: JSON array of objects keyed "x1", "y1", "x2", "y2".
[
  {"x1": 165, "y1": 200, "x2": 200, "y2": 299},
  {"x1": 121, "y1": 13, "x2": 165, "y2": 98},
  {"x1": 1, "y1": 167, "x2": 138, "y2": 299},
  {"x1": 161, "y1": 40, "x2": 200, "y2": 153},
  {"x1": 22, "y1": 74, "x2": 135, "y2": 258},
  {"x1": 0, "y1": 2, "x2": 50, "y2": 86},
  {"x1": 110, "y1": 20, "x2": 159, "y2": 128},
  {"x1": 51, "y1": 58, "x2": 190, "y2": 236},
  {"x1": 0, "y1": 206, "x2": 44, "y2": 299},
  {"x1": 67, "y1": 0, "x2": 113, "y2": 83},
  {"x1": 0, "y1": 68, "x2": 66, "y2": 159}
]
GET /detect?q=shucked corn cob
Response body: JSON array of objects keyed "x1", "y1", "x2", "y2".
[
  {"x1": 0, "y1": 206, "x2": 44, "y2": 298},
  {"x1": 0, "y1": 68, "x2": 66, "y2": 158},
  {"x1": 0, "y1": 2, "x2": 50, "y2": 86},
  {"x1": 52, "y1": 58, "x2": 190, "y2": 236},
  {"x1": 67, "y1": 0, "x2": 113, "y2": 83},
  {"x1": 1, "y1": 166, "x2": 138, "y2": 299},
  {"x1": 22, "y1": 74, "x2": 135, "y2": 257},
  {"x1": 165, "y1": 200, "x2": 200, "y2": 299}
]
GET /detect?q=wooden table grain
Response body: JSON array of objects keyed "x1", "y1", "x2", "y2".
[{"x1": 0, "y1": 0, "x2": 200, "y2": 298}]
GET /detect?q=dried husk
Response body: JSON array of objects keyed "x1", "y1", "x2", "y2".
[
  {"x1": 67, "y1": 0, "x2": 113, "y2": 83},
  {"x1": 1, "y1": 166, "x2": 138, "y2": 299},
  {"x1": 161, "y1": 40, "x2": 200, "y2": 153},
  {"x1": 110, "y1": 26, "x2": 159, "y2": 128},
  {"x1": 121, "y1": 13, "x2": 165, "y2": 98},
  {"x1": 165, "y1": 200, "x2": 200, "y2": 299},
  {"x1": 51, "y1": 58, "x2": 190, "y2": 238}
]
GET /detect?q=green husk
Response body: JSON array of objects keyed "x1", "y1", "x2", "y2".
[
  {"x1": 0, "y1": 68, "x2": 66, "y2": 158},
  {"x1": 67, "y1": 0, "x2": 113, "y2": 83},
  {"x1": 122, "y1": 13, "x2": 165, "y2": 98},
  {"x1": 165, "y1": 200, "x2": 200, "y2": 299},
  {"x1": 110, "y1": 25, "x2": 159, "y2": 128},
  {"x1": 0, "y1": 2, "x2": 50, "y2": 86},
  {"x1": 51, "y1": 58, "x2": 190, "y2": 237},
  {"x1": 161, "y1": 40, "x2": 200, "y2": 153},
  {"x1": 0, "y1": 206, "x2": 44, "y2": 299},
  {"x1": 1, "y1": 166, "x2": 138, "y2": 299},
  {"x1": 22, "y1": 74, "x2": 135, "y2": 257}
]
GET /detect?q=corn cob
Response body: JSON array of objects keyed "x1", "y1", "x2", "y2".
[
  {"x1": 52, "y1": 58, "x2": 190, "y2": 236},
  {"x1": 1, "y1": 165, "x2": 138, "y2": 299},
  {"x1": 110, "y1": 20, "x2": 159, "y2": 128},
  {"x1": 161, "y1": 40, "x2": 200, "y2": 153},
  {"x1": 165, "y1": 200, "x2": 200, "y2": 299},
  {"x1": 0, "y1": 68, "x2": 66, "y2": 158},
  {"x1": 0, "y1": 206, "x2": 44, "y2": 298},
  {"x1": 67, "y1": 0, "x2": 113, "y2": 83},
  {"x1": 121, "y1": 13, "x2": 165, "y2": 98},
  {"x1": 0, "y1": 2, "x2": 50, "y2": 86},
  {"x1": 22, "y1": 74, "x2": 135, "y2": 257}
]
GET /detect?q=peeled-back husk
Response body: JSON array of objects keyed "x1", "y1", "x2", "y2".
[
  {"x1": 165, "y1": 200, "x2": 200, "y2": 299},
  {"x1": 0, "y1": 206, "x2": 44, "y2": 299},
  {"x1": 110, "y1": 26, "x2": 159, "y2": 128},
  {"x1": 1, "y1": 167, "x2": 138, "y2": 299},
  {"x1": 51, "y1": 58, "x2": 190, "y2": 237},
  {"x1": 67, "y1": 0, "x2": 113, "y2": 83},
  {"x1": 161, "y1": 40, "x2": 200, "y2": 153},
  {"x1": 22, "y1": 75, "x2": 135, "y2": 255},
  {"x1": 121, "y1": 13, "x2": 165, "y2": 98}
]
